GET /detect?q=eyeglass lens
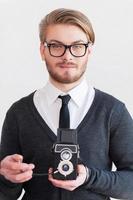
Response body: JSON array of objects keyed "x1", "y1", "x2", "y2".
[{"x1": 47, "y1": 43, "x2": 88, "y2": 57}]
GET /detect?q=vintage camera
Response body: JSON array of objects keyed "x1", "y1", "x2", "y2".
[{"x1": 52, "y1": 128, "x2": 80, "y2": 180}]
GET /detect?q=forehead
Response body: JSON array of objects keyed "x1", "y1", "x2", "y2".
[{"x1": 45, "y1": 24, "x2": 88, "y2": 43}]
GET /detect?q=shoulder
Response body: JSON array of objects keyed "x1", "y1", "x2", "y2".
[
  {"x1": 94, "y1": 88, "x2": 126, "y2": 116},
  {"x1": 6, "y1": 91, "x2": 35, "y2": 116},
  {"x1": 93, "y1": 89, "x2": 132, "y2": 129},
  {"x1": 95, "y1": 88, "x2": 125, "y2": 106}
]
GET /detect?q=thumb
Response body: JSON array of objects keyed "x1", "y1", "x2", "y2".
[{"x1": 77, "y1": 164, "x2": 86, "y2": 174}]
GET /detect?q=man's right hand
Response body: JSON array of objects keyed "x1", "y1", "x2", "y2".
[{"x1": 0, "y1": 154, "x2": 35, "y2": 183}]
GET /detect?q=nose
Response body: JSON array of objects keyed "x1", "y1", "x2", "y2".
[{"x1": 61, "y1": 47, "x2": 73, "y2": 60}]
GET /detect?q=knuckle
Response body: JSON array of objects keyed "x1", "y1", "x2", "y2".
[{"x1": 5, "y1": 155, "x2": 10, "y2": 160}]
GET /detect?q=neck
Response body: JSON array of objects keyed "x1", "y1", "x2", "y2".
[{"x1": 49, "y1": 77, "x2": 84, "y2": 92}]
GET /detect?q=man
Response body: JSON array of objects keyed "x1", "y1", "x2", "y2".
[{"x1": 0, "y1": 8, "x2": 133, "y2": 200}]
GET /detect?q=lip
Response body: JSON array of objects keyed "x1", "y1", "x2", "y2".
[{"x1": 59, "y1": 64, "x2": 76, "y2": 68}]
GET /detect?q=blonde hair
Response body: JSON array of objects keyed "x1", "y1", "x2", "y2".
[{"x1": 39, "y1": 8, "x2": 95, "y2": 44}]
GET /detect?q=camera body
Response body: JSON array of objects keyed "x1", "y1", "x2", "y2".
[{"x1": 53, "y1": 128, "x2": 79, "y2": 180}]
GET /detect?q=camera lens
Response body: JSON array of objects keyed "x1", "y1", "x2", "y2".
[
  {"x1": 62, "y1": 164, "x2": 69, "y2": 171},
  {"x1": 58, "y1": 160, "x2": 74, "y2": 176}
]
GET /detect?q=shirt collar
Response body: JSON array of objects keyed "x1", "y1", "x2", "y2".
[
  {"x1": 44, "y1": 79, "x2": 90, "y2": 107},
  {"x1": 69, "y1": 79, "x2": 89, "y2": 107},
  {"x1": 44, "y1": 81, "x2": 62, "y2": 105}
]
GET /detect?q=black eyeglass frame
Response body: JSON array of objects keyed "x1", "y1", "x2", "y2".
[{"x1": 44, "y1": 42, "x2": 90, "y2": 57}]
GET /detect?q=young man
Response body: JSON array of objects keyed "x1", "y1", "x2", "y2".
[{"x1": 0, "y1": 8, "x2": 133, "y2": 200}]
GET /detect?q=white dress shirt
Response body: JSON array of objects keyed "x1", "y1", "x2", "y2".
[{"x1": 33, "y1": 79, "x2": 95, "y2": 135}]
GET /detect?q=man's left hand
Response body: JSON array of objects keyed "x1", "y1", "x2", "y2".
[{"x1": 48, "y1": 164, "x2": 87, "y2": 191}]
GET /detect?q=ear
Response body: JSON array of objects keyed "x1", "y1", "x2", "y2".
[{"x1": 40, "y1": 43, "x2": 45, "y2": 61}]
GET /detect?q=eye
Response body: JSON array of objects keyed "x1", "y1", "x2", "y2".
[
  {"x1": 50, "y1": 43, "x2": 63, "y2": 49},
  {"x1": 72, "y1": 44, "x2": 84, "y2": 49}
]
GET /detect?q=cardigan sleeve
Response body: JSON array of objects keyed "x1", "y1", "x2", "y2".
[
  {"x1": 84, "y1": 104, "x2": 133, "y2": 199},
  {"x1": 0, "y1": 105, "x2": 23, "y2": 199}
]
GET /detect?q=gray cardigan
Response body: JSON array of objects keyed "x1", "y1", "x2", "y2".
[{"x1": 0, "y1": 89, "x2": 133, "y2": 200}]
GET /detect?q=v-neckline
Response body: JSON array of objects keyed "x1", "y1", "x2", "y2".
[{"x1": 27, "y1": 89, "x2": 101, "y2": 141}]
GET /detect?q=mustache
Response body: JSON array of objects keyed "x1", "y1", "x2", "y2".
[{"x1": 56, "y1": 61, "x2": 77, "y2": 66}]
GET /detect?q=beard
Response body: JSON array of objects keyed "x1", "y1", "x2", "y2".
[{"x1": 45, "y1": 60, "x2": 87, "y2": 84}]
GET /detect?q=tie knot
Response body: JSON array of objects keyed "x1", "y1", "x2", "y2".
[{"x1": 58, "y1": 94, "x2": 71, "y2": 105}]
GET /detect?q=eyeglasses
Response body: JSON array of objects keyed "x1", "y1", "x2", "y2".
[{"x1": 44, "y1": 42, "x2": 90, "y2": 57}]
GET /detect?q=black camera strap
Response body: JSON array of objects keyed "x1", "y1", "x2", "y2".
[{"x1": 32, "y1": 170, "x2": 58, "y2": 177}]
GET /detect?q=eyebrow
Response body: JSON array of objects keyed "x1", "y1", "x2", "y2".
[{"x1": 47, "y1": 39, "x2": 88, "y2": 44}]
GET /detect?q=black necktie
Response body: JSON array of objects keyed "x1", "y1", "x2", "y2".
[{"x1": 58, "y1": 95, "x2": 71, "y2": 128}]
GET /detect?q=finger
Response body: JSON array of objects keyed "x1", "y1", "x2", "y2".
[
  {"x1": 1, "y1": 167, "x2": 22, "y2": 175},
  {"x1": 20, "y1": 163, "x2": 35, "y2": 172},
  {"x1": 49, "y1": 165, "x2": 87, "y2": 191},
  {"x1": 75, "y1": 165, "x2": 86, "y2": 186},
  {"x1": 77, "y1": 164, "x2": 86, "y2": 174},
  {"x1": 9, "y1": 154, "x2": 23, "y2": 163},
  {"x1": 49, "y1": 176, "x2": 76, "y2": 188},
  {"x1": 3, "y1": 163, "x2": 35, "y2": 175},
  {"x1": 52, "y1": 180, "x2": 76, "y2": 191},
  {"x1": 48, "y1": 168, "x2": 53, "y2": 174},
  {"x1": 48, "y1": 167, "x2": 76, "y2": 188},
  {"x1": 1, "y1": 154, "x2": 23, "y2": 170},
  {"x1": 5, "y1": 170, "x2": 33, "y2": 183},
  {"x1": 5, "y1": 161, "x2": 34, "y2": 172},
  {"x1": 48, "y1": 168, "x2": 53, "y2": 180}
]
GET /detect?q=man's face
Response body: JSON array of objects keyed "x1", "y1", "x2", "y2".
[{"x1": 40, "y1": 24, "x2": 91, "y2": 84}]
